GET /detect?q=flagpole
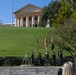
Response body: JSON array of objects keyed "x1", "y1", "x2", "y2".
[{"x1": 11, "y1": 0, "x2": 13, "y2": 27}]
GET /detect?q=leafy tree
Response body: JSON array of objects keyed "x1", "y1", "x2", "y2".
[
  {"x1": 52, "y1": 0, "x2": 73, "y2": 27},
  {"x1": 39, "y1": 0, "x2": 61, "y2": 27},
  {"x1": 71, "y1": 0, "x2": 76, "y2": 10},
  {"x1": 48, "y1": 18, "x2": 76, "y2": 56},
  {"x1": 39, "y1": 6, "x2": 48, "y2": 27},
  {"x1": 52, "y1": 0, "x2": 76, "y2": 27},
  {"x1": 71, "y1": 12, "x2": 76, "y2": 19}
]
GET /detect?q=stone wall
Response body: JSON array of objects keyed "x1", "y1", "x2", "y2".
[{"x1": 0, "y1": 66, "x2": 61, "y2": 75}]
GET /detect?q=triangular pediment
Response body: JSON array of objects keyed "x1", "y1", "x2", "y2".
[{"x1": 14, "y1": 4, "x2": 42, "y2": 14}]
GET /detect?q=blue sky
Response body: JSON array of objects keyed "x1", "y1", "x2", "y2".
[{"x1": 0, "y1": 0, "x2": 52, "y2": 24}]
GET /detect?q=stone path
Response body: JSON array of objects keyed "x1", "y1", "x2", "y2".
[{"x1": 0, "y1": 66, "x2": 62, "y2": 75}]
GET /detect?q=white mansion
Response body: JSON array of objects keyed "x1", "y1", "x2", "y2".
[{"x1": 13, "y1": 4, "x2": 42, "y2": 27}]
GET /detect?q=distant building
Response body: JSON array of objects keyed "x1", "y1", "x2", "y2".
[
  {"x1": 13, "y1": 4, "x2": 42, "y2": 27},
  {"x1": 1, "y1": 23, "x2": 15, "y2": 27}
]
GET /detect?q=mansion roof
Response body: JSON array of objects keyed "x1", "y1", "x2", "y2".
[{"x1": 13, "y1": 4, "x2": 42, "y2": 14}]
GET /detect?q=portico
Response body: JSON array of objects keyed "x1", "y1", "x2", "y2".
[{"x1": 14, "y1": 4, "x2": 42, "y2": 27}]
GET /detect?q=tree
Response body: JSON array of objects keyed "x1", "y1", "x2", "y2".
[
  {"x1": 52, "y1": 0, "x2": 73, "y2": 27},
  {"x1": 48, "y1": 18, "x2": 76, "y2": 56},
  {"x1": 71, "y1": 0, "x2": 76, "y2": 10},
  {"x1": 39, "y1": 0, "x2": 61, "y2": 27},
  {"x1": 52, "y1": 0, "x2": 76, "y2": 27}
]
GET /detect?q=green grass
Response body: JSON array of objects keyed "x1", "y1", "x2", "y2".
[
  {"x1": 0, "y1": 27, "x2": 71, "y2": 57},
  {"x1": 0, "y1": 27, "x2": 52, "y2": 57}
]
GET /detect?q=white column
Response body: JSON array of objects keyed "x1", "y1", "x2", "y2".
[
  {"x1": 18, "y1": 18, "x2": 20, "y2": 27},
  {"x1": 38, "y1": 15, "x2": 40, "y2": 25},
  {"x1": 32, "y1": 15, "x2": 34, "y2": 27},
  {"x1": 16, "y1": 18, "x2": 19, "y2": 27},
  {"x1": 20, "y1": 17, "x2": 23, "y2": 27},
  {"x1": 15, "y1": 18, "x2": 17, "y2": 27},
  {"x1": 19, "y1": 18, "x2": 21, "y2": 27},
  {"x1": 26, "y1": 16, "x2": 29, "y2": 27}
]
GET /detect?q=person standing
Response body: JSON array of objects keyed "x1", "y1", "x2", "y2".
[
  {"x1": 45, "y1": 51, "x2": 49, "y2": 66},
  {"x1": 58, "y1": 51, "x2": 63, "y2": 66},
  {"x1": 52, "y1": 52, "x2": 56, "y2": 66},
  {"x1": 30, "y1": 52, "x2": 34, "y2": 66},
  {"x1": 62, "y1": 61, "x2": 75, "y2": 75},
  {"x1": 37, "y1": 52, "x2": 42, "y2": 66},
  {"x1": 57, "y1": 68, "x2": 62, "y2": 75}
]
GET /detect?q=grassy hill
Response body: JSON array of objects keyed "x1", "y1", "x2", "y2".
[
  {"x1": 0, "y1": 27, "x2": 52, "y2": 57},
  {"x1": 0, "y1": 27, "x2": 71, "y2": 57}
]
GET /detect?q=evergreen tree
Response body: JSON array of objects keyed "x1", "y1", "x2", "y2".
[{"x1": 39, "y1": 0, "x2": 61, "y2": 27}]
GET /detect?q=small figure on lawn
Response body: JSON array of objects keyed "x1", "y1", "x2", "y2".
[
  {"x1": 58, "y1": 51, "x2": 63, "y2": 66},
  {"x1": 45, "y1": 51, "x2": 49, "y2": 66},
  {"x1": 52, "y1": 52, "x2": 56, "y2": 66},
  {"x1": 37, "y1": 52, "x2": 42, "y2": 66},
  {"x1": 30, "y1": 52, "x2": 34, "y2": 66}
]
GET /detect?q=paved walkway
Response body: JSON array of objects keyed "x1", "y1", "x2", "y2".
[{"x1": 0, "y1": 66, "x2": 62, "y2": 75}]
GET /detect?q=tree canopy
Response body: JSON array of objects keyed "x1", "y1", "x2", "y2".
[
  {"x1": 40, "y1": 0, "x2": 76, "y2": 55},
  {"x1": 48, "y1": 18, "x2": 76, "y2": 56},
  {"x1": 39, "y1": 0, "x2": 76, "y2": 27},
  {"x1": 52, "y1": 0, "x2": 76, "y2": 26},
  {"x1": 39, "y1": 0, "x2": 61, "y2": 27}
]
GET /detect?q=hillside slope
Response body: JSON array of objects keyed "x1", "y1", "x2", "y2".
[{"x1": 0, "y1": 27, "x2": 51, "y2": 57}]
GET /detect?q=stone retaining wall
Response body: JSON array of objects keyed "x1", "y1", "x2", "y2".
[{"x1": 0, "y1": 66, "x2": 61, "y2": 75}]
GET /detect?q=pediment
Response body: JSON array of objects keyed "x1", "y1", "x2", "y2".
[{"x1": 14, "y1": 4, "x2": 42, "y2": 14}]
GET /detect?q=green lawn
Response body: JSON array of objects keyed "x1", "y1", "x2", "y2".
[
  {"x1": 0, "y1": 27, "x2": 52, "y2": 57},
  {"x1": 0, "y1": 27, "x2": 71, "y2": 57}
]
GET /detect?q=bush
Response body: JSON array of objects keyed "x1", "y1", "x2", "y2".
[{"x1": 0, "y1": 56, "x2": 74, "y2": 66}]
